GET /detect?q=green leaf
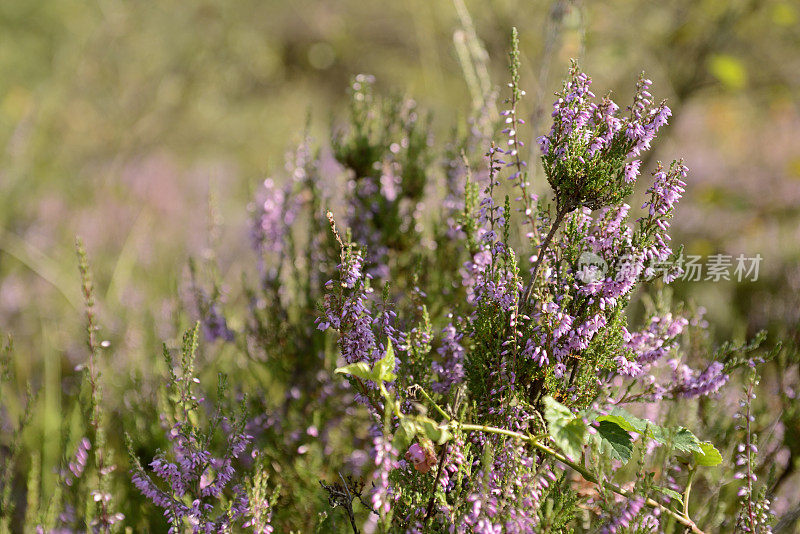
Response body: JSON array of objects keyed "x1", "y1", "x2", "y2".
[
  {"x1": 374, "y1": 340, "x2": 397, "y2": 382},
  {"x1": 596, "y1": 409, "x2": 704, "y2": 451},
  {"x1": 595, "y1": 420, "x2": 633, "y2": 464},
  {"x1": 392, "y1": 418, "x2": 417, "y2": 453},
  {"x1": 597, "y1": 408, "x2": 665, "y2": 442},
  {"x1": 653, "y1": 486, "x2": 684, "y2": 506},
  {"x1": 544, "y1": 396, "x2": 587, "y2": 460},
  {"x1": 415, "y1": 416, "x2": 451, "y2": 445},
  {"x1": 693, "y1": 441, "x2": 723, "y2": 467},
  {"x1": 671, "y1": 427, "x2": 704, "y2": 455},
  {"x1": 334, "y1": 342, "x2": 397, "y2": 384},
  {"x1": 334, "y1": 361, "x2": 374, "y2": 381}
]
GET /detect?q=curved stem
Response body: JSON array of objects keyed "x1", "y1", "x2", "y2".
[
  {"x1": 415, "y1": 385, "x2": 452, "y2": 422},
  {"x1": 455, "y1": 421, "x2": 706, "y2": 534},
  {"x1": 408, "y1": 387, "x2": 707, "y2": 533},
  {"x1": 684, "y1": 466, "x2": 696, "y2": 518}
]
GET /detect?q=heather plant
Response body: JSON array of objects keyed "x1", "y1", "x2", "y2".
[
  {"x1": 316, "y1": 32, "x2": 781, "y2": 533},
  {"x1": 1, "y1": 19, "x2": 797, "y2": 534},
  {"x1": 127, "y1": 323, "x2": 268, "y2": 533}
]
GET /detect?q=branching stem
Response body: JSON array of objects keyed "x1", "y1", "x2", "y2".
[{"x1": 410, "y1": 387, "x2": 706, "y2": 534}]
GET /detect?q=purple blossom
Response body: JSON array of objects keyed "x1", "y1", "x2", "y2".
[
  {"x1": 433, "y1": 322, "x2": 466, "y2": 393},
  {"x1": 250, "y1": 176, "x2": 301, "y2": 282},
  {"x1": 459, "y1": 440, "x2": 549, "y2": 533},
  {"x1": 667, "y1": 360, "x2": 729, "y2": 399},
  {"x1": 624, "y1": 159, "x2": 642, "y2": 183},
  {"x1": 538, "y1": 65, "x2": 670, "y2": 170},
  {"x1": 371, "y1": 434, "x2": 398, "y2": 517},
  {"x1": 735, "y1": 368, "x2": 774, "y2": 533},
  {"x1": 130, "y1": 420, "x2": 254, "y2": 532},
  {"x1": 622, "y1": 313, "x2": 688, "y2": 374},
  {"x1": 200, "y1": 302, "x2": 235, "y2": 343},
  {"x1": 599, "y1": 496, "x2": 658, "y2": 533},
  {"x1": 65, "y1": 437, "x2": 91, "y2": 485},
  {"x1": 317, "y1": 251, "x2": 380, "y2": 366},
  {"x1": 639, "y1": 161, "x2": 688, "y2": 267}
]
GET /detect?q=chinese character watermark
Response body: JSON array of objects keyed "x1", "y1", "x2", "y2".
[{"x1": 575, "y1": 253, "x2": 763, "y2": 283}]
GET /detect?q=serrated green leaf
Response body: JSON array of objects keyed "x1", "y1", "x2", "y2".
[
  {"x1": 596, "y1": 412, "x2": 638, "y2": 433},
  {"x1": 693, "y1": 441, "x2": 723, "y2": 467},
  {"x1": 334, "y1": 361, "x2": 374, "y2": 381},
  {"x1": 595, "y1": 420, "x2": 633, "y2": 464},
  {"x1": 596, "y1": 409, "x2": 707, "y2": 458},
  {"x1": 597, "y1": 408, "x2": 665, "y2": 442},
  {"x1": 653, "y1": 486, "x2": 684, "y2": 505},
  {"x1": 544, "y1": 396, "x2": 587, "y2": 460},
  {"x1": 374, "y1": 340, "x2": 397, "y2": 382},
  {"x1": 335, "y1": 342, "x2": 396, "y2": 384},
  {"x1": 671, "y1": 427, "x2": 704, "y2": 454}
]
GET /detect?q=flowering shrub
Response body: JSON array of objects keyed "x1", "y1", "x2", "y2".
[
  {"x1": 0, "y1": 26, "x2": 795, "y2": 534},
  {"x1": 311, "y1": 32, "x2": 779, "y2": 533}
]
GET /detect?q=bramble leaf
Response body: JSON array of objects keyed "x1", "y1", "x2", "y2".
[
  {"x1": 415, "y1": 416, "x2": 451, "y2": 445},
  {"x1": 671, "y1": 428, "x2": 704, "y2": 455},
  {"x1": 595, "y1": 420, "x2": 633, "y2": 464},
  {"x1": 597, "y1": 408, "x2": 665, "y2": 441},
  {"x1": 335, "y1": 342, "x2": 397, "y2": 384},
  {"x1": 392, "y1": 415, "x2": 451, "y2": 451},
  {"x1": 693, "y1": 441, "x2": 723, "y2": 467},
  {"x1": 392, "y1": 417, "x2": 417, "y2": 453},
  {"x1": 544, "y1": 396, "x2": 587, "y2": 460},
  {"x1": 596, "y1": 409, "x2": 711, "y2": 459}
]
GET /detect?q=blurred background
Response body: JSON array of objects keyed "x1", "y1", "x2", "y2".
[{"x1": 1, "y1": 0, "x2": 799, "y2": 526}]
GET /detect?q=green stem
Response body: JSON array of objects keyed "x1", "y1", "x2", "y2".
[
  {"x1": 456, "y1": 422, "x2": 705, "y2": 534},
  {"x1": 415, "y1": 385, "x2": 452, "y2": 422},
  {"x1": 407, "y1": 387, "x2": 706, "y2": 533},
  {"x1": 684, "y1": 466, "x2": 696, "y2": 518}
]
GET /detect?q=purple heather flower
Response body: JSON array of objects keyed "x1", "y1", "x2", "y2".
[
  {"x1": 624, "y1": 313, "x2": 688, "y2": 372},
  {"x1": 371, "y1": 434, "x2": 398, "y2": 516},
  {"x1": 65, "y1": 437, "x2": 91, "y2": 485},
  {"x1": 639, "y1": 161, "x2": 688, "y2": 266},
  {"x1": 667, "y1": 360, "x2": 728, "y2": 399},
  {"x1": 624, "y1": 159, "x2": 642, "y2": 183},
  {"x1": 433, "y1": 322, "x2": 466, "y2": 393},
  {"x1": 599, "y1": 496, "x2": 658, "y2": 533},
  {"x1": 734, "y1": 368, "x2": 774, "y2": 533},
  {"x1": 131, "y1": 420, "x2": 254, "y2": 532},
  {"x1": 200, "y1": 302, "x2": 235, "y2": 343},
  {"x1": 459, "y1": 440, "x2": 547, "y2": 533},
  {"x1": 341, "y1": 249, "x2": 364, "y2": 289},
  {"x1": 317, "y1": 246, "x2": 390, "y2": 373}
]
